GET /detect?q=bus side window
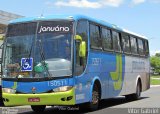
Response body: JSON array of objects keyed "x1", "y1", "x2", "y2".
[
  {"x1": 75, "y1": 20, "x2": 88, "y2": 75},
  {"x1": 144, "y1": 40, "x2": 149, "y2": 56},
  {"x1": 137, "y1": 38, "x2": 145, "y2": 56},
  {"x1": 101, "y1": 27, "x2": 113, "y2": 51},
  {"x1": 112, "y1": 31, "x2": 121, "y2": 52},
  {"x1": 122, "y1": 34, "x2": 131, "y2": 54},
  {"x1": 90, "y1": 23, "x2": 102, "y2": 50},
  {"x1": 130, "y1": 36, "x2": 138, "y2": 55}
]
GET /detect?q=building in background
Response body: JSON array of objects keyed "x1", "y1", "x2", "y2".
[
  {"x1": 0, "y1": 10, "x2": 23, "y2": 40},
  {"x1": 0, "y1": 10, "x2": 23, "y2": 71},
  {"x1": 0, "y1": 9, "x2": 23, "y2": 64},
  {"x1": 0, "y1": 10, "x2": 23, "y2": 56}
]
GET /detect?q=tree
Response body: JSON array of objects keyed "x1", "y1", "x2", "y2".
[
  {"x1": 150, "y1": 55, "x2": 160, "y2": 74},
  {"x1": 155, "y1": 53, "x2": 160, "y2": 57}
]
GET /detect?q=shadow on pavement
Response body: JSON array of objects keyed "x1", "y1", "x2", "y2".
[{"x1": 98, "y1": 96, "x2": 148, "y2": 109}]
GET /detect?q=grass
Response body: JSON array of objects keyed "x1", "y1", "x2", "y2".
[{"x1": 150, "y1": 75, "x2": 160, "y2": 85}]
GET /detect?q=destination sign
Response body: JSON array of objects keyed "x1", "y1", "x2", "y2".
[{"x1": 38, "y1": 21, "x2": 73, "y2": 34}]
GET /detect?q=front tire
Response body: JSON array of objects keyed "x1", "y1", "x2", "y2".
[
  {"x1": 31, "y1": 105, "x2": 46, "y2": 113},
  {"x1": 87, "y1": 84, "x2": 100, "y2": 111},
  {"x1": 0, "y1": 86, "x2": 4, "y2": 106}
]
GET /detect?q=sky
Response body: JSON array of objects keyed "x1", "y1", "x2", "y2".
[{"x1": 0, "y1": 0, "x2": 160, "y2": 55}]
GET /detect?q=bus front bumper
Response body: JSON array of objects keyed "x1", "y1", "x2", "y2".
[{"x1": 2, "y1": 88, "x2": 75, "y2": 106}]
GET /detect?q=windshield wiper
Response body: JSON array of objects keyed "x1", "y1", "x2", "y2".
[
  {"x1": 36, "y1": 39, "x2": 51, "y2": 77},
  {"x1": 28, "y1": 38, "x2": 34, "y2": 59}
]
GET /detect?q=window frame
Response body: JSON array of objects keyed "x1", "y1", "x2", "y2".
[
  {"x1": 89, "y1": 22, "x2": 102, "y2": 50},
  {"x1": 111, "y1": 30, "x2": 122, "y2": 53},
  {"x1": 121, "y1": 33, "x2": 131, "y2": 55},
  {"x1": 130, "y1": 35, "x2": 139, "y2": 55},
  {"x1": 101, "y1": 26, "x2": 113, "y2": 52},
  {"x1": 88, "y1": 21, "x2": 149, "y2": 58},
  {"x1": 137, "y1": 38, "x2": 145, "y2": 57},
  {"x1": 74, "y1": 19, "x2": 89, "y2": 76},
  {"x1": 144, "y1": 39, "x2": 149, "y2": 57}
]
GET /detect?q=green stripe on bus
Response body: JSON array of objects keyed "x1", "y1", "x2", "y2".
[
  {"x1": 110, "y1": 55, "x2": 123, "y2": 90},
  {"x1": 11, "y1": 82, "x2": 17, "y2": 90}
]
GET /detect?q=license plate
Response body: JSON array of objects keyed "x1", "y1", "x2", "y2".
[{"x1": 28, "y1": 98, "x2": 40, "y2": 102}]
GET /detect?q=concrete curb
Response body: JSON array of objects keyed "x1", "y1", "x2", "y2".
[
  {"x1": 150, "y1": 85, "x2": 160, "y2": 87},
  {"x1": 151, "y1": 78, "x2": 160, "y2": 80}
]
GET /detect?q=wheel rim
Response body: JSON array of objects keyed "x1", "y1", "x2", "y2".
[
  {"x1": 92, "y1": 90, "x2": 99, "y2": 105},
  {"x1": 137, "y1": 83, "x2": 141, "y2": 97}
]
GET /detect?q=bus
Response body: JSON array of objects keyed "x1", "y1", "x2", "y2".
[{"x1": 1, "y1": 15, "x2": 150, "y2": 112}]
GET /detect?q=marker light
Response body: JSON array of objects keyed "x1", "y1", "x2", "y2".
[{"x1": 2, "y1": 88, "x2": 16, "y2": 94}]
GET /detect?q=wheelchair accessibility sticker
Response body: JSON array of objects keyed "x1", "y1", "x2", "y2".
[{"x1": 21, "y1": 58, "x2": 33, "y2": 71}]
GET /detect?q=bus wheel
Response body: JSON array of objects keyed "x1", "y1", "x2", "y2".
[
  {"x1": 88, "y1": 84, "x2": 100, "y2": 111},
  {"x1": 133, "y1": 81, "x2": 141, "y2": 100},
  {"x1": 31, "y1": 105, "x2": 46, "y2": 113},
  {"x1": 126, "y1": 81, "x2": 141, "y2": 101}
]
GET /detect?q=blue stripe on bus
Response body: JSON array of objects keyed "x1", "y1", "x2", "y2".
[{"x1": 2, "y1": 78, "x2": 75, "y2": 93}]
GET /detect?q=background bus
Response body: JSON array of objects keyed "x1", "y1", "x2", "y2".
[{"x1": 1, "y1": 15, "x2": 150, "y2": 112}]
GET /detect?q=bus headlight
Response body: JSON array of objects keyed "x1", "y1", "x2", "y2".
[
  {"x1": 53, "y1": 86, "x2": 73, "y2": 92},
  {"x1": 2, "y1": 88, "x2": 16, "y2": 94}
]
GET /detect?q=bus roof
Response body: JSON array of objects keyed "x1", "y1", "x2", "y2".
[{"x1": 9, "y1": 14, "x2": 148, "y2": 40}]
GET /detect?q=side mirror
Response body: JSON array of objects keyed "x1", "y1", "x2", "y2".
[
  {"x1": 75, "y1": 35, "x2": 86, "y2": 58},
  {"x1": 75, "y1": 35, "x2": 82, "y2": 42},
  {"x1": 79, "y1": 41, "x2": 86, "y2": 57}
]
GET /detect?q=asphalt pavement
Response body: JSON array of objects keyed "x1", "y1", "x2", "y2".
[{"x1": 0, "y1": 86, "x2": 160, "y2": 114}]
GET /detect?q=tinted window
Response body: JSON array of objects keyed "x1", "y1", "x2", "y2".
[
  {"x1": 76, "y1": 20, "x2": 88, "y2": 45},
  {"x1": 101, "y1": 28, "x2": 112, "y2": 50},
  {"x1": 122, "y1": 34, "x2": 131, "y2": 53},
  {"x1": 130, "y1": 36, "x2": 138, "y2": 54},
  {"x1": 112, "y1": 31, "x2": 121, "y2": 52},
  {"x1": 90, "y1": 24, "x2": 101, "y2": 49},
  {"x1": 144, "y1": 40, "x2": 149, "y2": 56},
  {"x1": 75, "y1": 20, "x2": 88, "y2": 75},
  {"x1": 7, "y1": 22, "x2": 37, "y2": 37},
  {"x1": 138, "y1": 39, "x2": 145, "y2": 55}
]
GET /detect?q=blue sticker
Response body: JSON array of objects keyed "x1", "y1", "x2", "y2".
[{"x1": 21, "y1": 58, "x2": 33, "y2": 71}]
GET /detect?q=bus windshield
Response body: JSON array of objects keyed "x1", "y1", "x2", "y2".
[{"x1": 2, "y1": 21, "x2": 73, "y2": 78}]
